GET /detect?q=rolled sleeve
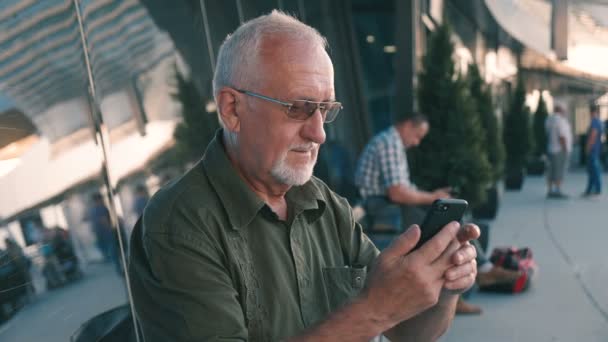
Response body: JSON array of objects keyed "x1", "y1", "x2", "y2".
[
  {"x1": 353, "y1": 221, "x2": 380, "y2": 269},
  {"x1": 340, "y1": 196, "x2": 380, "y2": 268}
]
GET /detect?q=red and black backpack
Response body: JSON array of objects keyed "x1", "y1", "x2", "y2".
[{"x1": 481, "y1": 247, "x2": 537, "y2": 293}]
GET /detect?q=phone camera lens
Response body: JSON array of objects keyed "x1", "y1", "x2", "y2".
[{"x1": 441, "y1": 205, "x2": 449, "y2": 211}]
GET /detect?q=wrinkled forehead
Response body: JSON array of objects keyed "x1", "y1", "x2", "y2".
[
  {"x1": 257, "y1": 33, "x2": 328, "y2": 60},
  {"x1": 253, "y1": 36, "x2": 334, "y2": 89}
]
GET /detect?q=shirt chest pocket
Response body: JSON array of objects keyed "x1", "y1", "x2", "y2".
[{"x1": 322, "y1": 266, "x2": 367, "y2": 311}]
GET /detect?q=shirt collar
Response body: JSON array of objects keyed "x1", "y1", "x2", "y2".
[
  {"x1": 286, "y1": 178, "x2": 326, "y2": 224},
  {"x1": 201, "y1": 130, "x2": 265, "y2": 230},
  {"x1": 201, "y1": 130, "x2": 326, "y2": 229}
]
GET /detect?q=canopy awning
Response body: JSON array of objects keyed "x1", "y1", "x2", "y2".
[
  {"x1": 0, "y1": 0, "x2": 175, "y2": 143},
  {"x1": 485, "y1": 0, "x2": 608, "y2": 89}
]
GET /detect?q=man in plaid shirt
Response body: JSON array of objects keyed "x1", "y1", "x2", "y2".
[
  {"x1": 355, "y1": 114, "x2": 451, "y2": 231},
  {"x1": 355, "y1": 114, "x2": 521, "y2": 315}
]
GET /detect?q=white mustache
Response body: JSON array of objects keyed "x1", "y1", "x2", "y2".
[{"x1": 290, "y1": 143, "x2": 317, "y2": 152}]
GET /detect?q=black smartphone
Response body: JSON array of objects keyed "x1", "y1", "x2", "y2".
[{"x1": 414, "y1": 199, "x2": 468, "y2": 250}]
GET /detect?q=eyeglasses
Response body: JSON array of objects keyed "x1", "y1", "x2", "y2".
[{"x1": 234, "y1": 88, "x2": 342, "y2": 123}]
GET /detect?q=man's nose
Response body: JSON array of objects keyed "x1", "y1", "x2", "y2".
[{"x1": 301, "y1": 110, "x2": 326, "y2": 144}]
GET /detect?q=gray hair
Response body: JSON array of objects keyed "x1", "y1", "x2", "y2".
[
  {"x1": 212, "y1": 10, "x2": 328, "y2": 144},
  {"x1": 399, "y1": 112, "x2": 429, "y2": 127},
  {"x1": 213, "y1": 10, "x2": 327, "y2": 99}
]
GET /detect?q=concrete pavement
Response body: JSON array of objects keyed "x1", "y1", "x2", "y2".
[
  {"x1": 442, "y1": 170, "x2": 608, "y2": 342},
  {"x1": 0, "y1": 263, "x2": 128, "y2": 342}
]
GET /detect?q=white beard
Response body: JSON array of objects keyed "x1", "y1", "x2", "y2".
[{"x1": 271, "y1": 143, "x2": 317, "y2": 186}]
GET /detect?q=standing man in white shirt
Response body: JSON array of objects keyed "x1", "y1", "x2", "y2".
[{"x1": 545, "y1": 104, "x2": 573, "y2": 198}]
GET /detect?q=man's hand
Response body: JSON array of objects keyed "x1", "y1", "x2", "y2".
[
  {"x1": 288, "y1": 222, "x2": 473, "y2": 342},
  {"x1": 360, "y1": 222, "x2": 461, "y2": 330},
  {"x1": 431, "y1": 187, "x2": 452, "y2": 200},
  {"x1": 443, "y1": 224, "x2": 480, "y2": 293}
]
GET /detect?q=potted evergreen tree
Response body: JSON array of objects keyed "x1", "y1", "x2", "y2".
[
  {"x1": 467, "y1": 64, "x2": 505, "y2": 220},
  {"x1": 171, "y1": 66, "x2": 219, "y2": 166},
  {"x1": 528, "y1": 94, "x2": 548, "y2": 175},
  {"x1": 409, "y1": 23, "x2": 492, "y2": 209},
  {"x1": 503, "y1": 77, "x2": 532, "y2": 190}
]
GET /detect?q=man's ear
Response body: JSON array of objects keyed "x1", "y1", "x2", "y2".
[{"x1": 217, "y1": 87, "x2": 241, "y2": 133}]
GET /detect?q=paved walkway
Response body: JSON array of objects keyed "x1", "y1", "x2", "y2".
[
  {"x1": 0, "y1": 263, "x2": 128, "y2": 342},
  {"x1": 441, "y1": 170, "x2": 608, "y2": 342}
]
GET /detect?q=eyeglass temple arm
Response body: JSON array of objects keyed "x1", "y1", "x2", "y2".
[{"x1": 234, "y1": 88, "x2": 292, "y2": 107}]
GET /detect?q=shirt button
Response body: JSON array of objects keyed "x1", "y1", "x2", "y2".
[{"x1": 354, "y1": 276, "x2": 363, "y2": 287}]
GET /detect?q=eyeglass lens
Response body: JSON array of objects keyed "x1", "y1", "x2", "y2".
[{"x1": 289, "y1": 100, "x2": 341, "y2": 122}]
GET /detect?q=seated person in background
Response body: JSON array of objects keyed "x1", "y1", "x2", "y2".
[
  {"x1": 128, "y1": 11, "x2": 479, "y2": 341},
  {"x1": 355, "y1": 114, "x2": 520, "y2": 315},
  {"x1": 355, "y1": 114, "x2": 451, "y2": 231}
]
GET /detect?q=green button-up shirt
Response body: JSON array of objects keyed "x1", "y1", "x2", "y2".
[{"x1": 128, "y1": 132, "x2": 380, "y2": 341}]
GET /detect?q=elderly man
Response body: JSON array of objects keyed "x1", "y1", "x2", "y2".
[{"x1": 128, "y1": 11, "x2": 478, "y2": 341}]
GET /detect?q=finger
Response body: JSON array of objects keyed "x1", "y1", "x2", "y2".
[
  {"x1": 443, "y1": 273, "x2": 476, "y2": 292},
  {"x1": 456, "y1": 224, "x2": 480, "y2": 243},
  {"x1": 417, "y1": 221, "x2": 460, "y2": 261},
  {"x1": 432, "y1": 239, "x2": 461, "y2": 269},
  {"x1": 445, "y1": 260, "x2": 477, "y2": 281},
  {"x1": 451, "y1": 243, "x2": 477, "y2": 265},
  {"x1": 381, "y1": 225, "x2": 421, "y2": 260}
]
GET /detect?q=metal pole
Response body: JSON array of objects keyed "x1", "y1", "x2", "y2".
[
  {"x1": 235, "y1": 0, "x2": 244, "y2": 24},
  {"x1": 200, "y1": 0, "x2": 216, "y2": 72},
  {"x1": 297, "y1": 0, "x2": 307, "y2": 22},
  {"x1": 73, "y1": 1, "x2": 141, "y2": 341}
]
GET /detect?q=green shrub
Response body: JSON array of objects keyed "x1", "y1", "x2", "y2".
[
  {"x1": 467, "y1": 64, "x2": 505, "y2": 182},
  {"x1": 503, "y1": 77, "x2": 532, "y2": 171},
  {"x1": 409, "y1": 23, "x2": 492, "y2": 207},
  {"x1": 533, "y1": 93, "x2": 549, "y2": 157},
  {"x1": 172, "y1": 66, "x2": 219, "y2": 164}
]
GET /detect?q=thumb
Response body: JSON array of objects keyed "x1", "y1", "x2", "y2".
[
  {"x1": 456, "y1": 224, "x2": 481, "y2": 243},
  {"x1": 383, "y1": 225, "x2": 421, "y2": 259}
]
